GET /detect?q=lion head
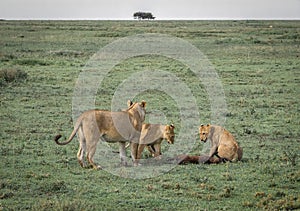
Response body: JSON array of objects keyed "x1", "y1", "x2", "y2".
[
  {"x1": 199, "y1": 124, "x2": 211, "y2": 143},
  {"x1": 126, "y1": 100, "x2": 146, "y2": 122},
  {"x1": 164, "y1": 124, "x2": 175, "y2": 144}
]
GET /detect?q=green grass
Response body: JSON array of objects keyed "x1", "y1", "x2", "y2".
[{"x1": 0, "y1": 20, "x2": 299, "y2": 210}]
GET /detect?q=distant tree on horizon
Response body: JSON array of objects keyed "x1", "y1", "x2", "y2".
[{"x1": 133, "y1": 12, "x2": 155, "y2": 20}]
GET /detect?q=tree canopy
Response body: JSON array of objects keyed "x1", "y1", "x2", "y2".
[{"x1": 133, "y1": 12, "x2": 155, "y2": 20}]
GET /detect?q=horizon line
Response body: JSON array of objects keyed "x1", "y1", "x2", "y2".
[{"x1": 1, "y1": 18, "x2": 300, "y2": 21}]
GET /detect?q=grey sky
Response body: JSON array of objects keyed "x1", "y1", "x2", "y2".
[{"x1": 1, "y1": 0, "x2": 299, "y2": 20}]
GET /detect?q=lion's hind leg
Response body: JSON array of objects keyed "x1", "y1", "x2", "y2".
[
  {"x1": 84, "y1": 132, "x2": 101, "y2": 169},
  {"x1": 218, "y1": 144, "x2": 238, "y2": 162},
  {"x1": 146, "y1": 145, "x2": 155, "y2": 157},
  {"x1": 86, "y1": 140, "x2": 101, "y2": 169},
  {"x1": 77, "y1": 128, "x2": 87, "y2": 168},
  {"x1": 86, "y1": 146, "x2": 101, "y2": 169}
]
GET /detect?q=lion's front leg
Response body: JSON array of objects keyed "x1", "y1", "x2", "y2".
[
  {"x1": 153, "y1": 144, "x2": 162, "y2": 159},
  {"x1": 201, "y1": 144, "x2": 218, "y2": 164},
  {"x1": 119, "y1": 142, "x2": 128, "y2": 166},
  {"x1": 131, "y1": 142, "x2": 139, "y2": 167},
  {"x1": 137, "y1": 144, "x2": 146, "y2": 160}
]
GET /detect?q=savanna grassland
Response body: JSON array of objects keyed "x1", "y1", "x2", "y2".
[{"x1": 0, "y1": 20, "x2": 299, "y2": 210}]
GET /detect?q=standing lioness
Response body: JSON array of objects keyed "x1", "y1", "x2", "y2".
[
  {"x1": 54, "y1": 101, "x2": 146, "y2": 169},
  {"x1": 199, "y1": 124, "x2": 243, "y2": 163}
]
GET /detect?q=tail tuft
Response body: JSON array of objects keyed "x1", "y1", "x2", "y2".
[{"x1": 54, "y1": 134, "x2": 62, "y2": 143}]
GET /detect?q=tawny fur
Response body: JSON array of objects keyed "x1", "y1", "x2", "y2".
[
  {"x1": 54, "y1": 101, "x2": 146, "y2": 169},
  {"x1": 137, "y1": 124, "x2": 175, "y2": 160},
  {"x1": 199, "y1": 124, "x2": 243, "y2": 163}
]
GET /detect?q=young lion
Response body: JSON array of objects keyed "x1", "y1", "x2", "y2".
[
  {"x1": 199, "y1": 124, "x2": 243, "y2": 163},
  {"x1": 137, "y1": 124, "x2": 175, "y2": 160},
  {"x1": 126, "y1": 101, "x2": 175, "y2": 160},
  {"x1": 54, "y1": 100, "x2": 146, "y2": 169}
]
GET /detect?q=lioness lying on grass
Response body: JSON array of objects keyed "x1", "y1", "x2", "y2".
[{"x1": 54, "y1": 100, "x2": 146, "y2": 169}]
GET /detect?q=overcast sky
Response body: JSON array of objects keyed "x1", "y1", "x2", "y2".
[{"x1": 1, "y1": 0, "x2": 299, "y2": 20}]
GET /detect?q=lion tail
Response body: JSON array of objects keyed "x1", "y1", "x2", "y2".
[
  {"x1": 237, "y1": 146, "x2": 243, "y2": 161},
  {"x1": 54, "y1": 117, "x2": 82, "y2": 145}
]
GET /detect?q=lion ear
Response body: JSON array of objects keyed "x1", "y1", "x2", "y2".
[
  {"x1": 127, "y1": 100, "x2": 133, "y2": 107},
  {"x1": 140, "y1": 101, "x2": 146, "y2": 108},
  {"x1": 170, "y1": 124, "x2": 175, "y2": 129},
  {"x1": 207, "y1": 124, "x2": 210, "y2": 127}
]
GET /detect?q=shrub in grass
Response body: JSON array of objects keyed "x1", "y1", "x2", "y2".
[
  {"x1": 0, "y1": 68, "x2": 27, "y2": 86},
  {"x1": 14, "y1": 58, "x2": 50, "y2": 66}
]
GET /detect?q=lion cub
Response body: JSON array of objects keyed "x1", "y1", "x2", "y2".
[
  {"x1": 199, "y1": 124, "x2": 243, "y2": 163},
  {"x1": 137, "y1": 124, "x2": 175, "y2": 160}
]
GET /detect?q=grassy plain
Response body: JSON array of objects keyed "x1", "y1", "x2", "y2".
[{"x1": 0, "y1": 20, "x2": 299, "y2": 210}]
